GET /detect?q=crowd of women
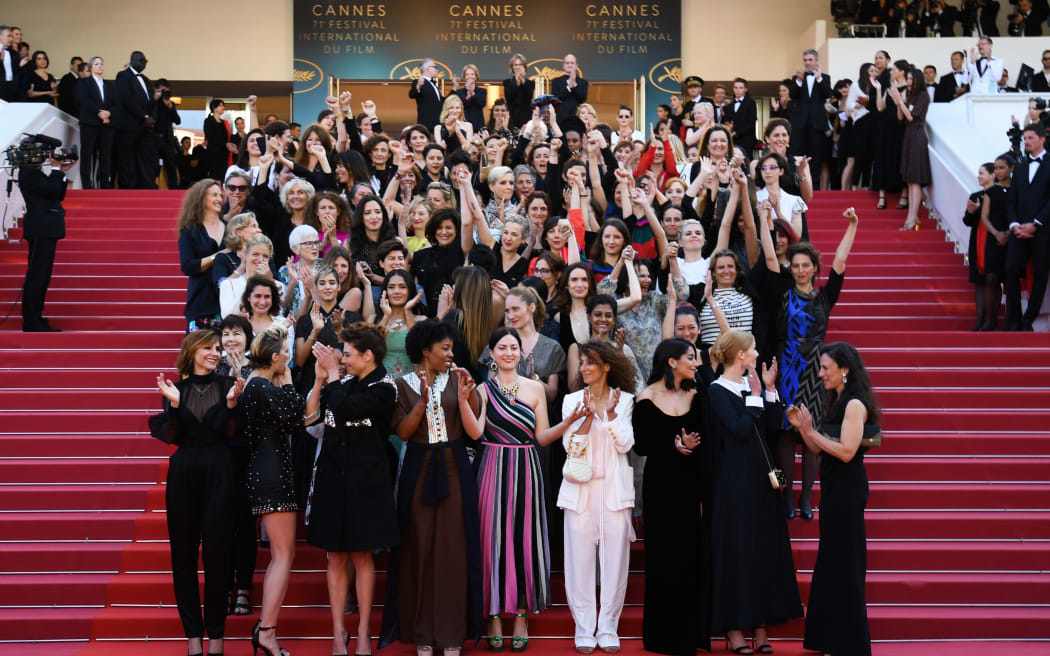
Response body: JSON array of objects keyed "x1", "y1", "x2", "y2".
[{"x1": 166, "y1": 54, "x2": 880, "y2": 656}]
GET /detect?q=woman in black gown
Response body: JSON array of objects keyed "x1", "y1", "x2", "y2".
[
  {"x1": 307, "y1": 322, "x2": 400, "y2": 656},
  {"x1": 871, "y1": 60, "x2": 908, "y2": 210},
  {"x1": 707, "y1": 329, "x2": 802, "y2": 654},
  {"x1": 786, "y1": 342, "x2": 879, "y2": 656},
  {"x1": 240, "y1": 324, "x2": 305, "y2": 656},
  {"x1": 632, "y1": 338, "x2": 710, "y2": 655},
  {"x1": 155, "y1": 329, "x2": 244, "y2": 656}
]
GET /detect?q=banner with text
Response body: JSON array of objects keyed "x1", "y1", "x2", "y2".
[{"x1": 292, "y1": 1, "x2": 682, "y2": 131}]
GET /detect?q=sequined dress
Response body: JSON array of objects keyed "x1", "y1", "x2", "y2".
[{"x1": 240, "y1": 376, "x2": 305, "y2": 516}]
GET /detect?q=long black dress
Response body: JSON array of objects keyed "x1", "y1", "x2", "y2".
[
  {"x1": 632, "y1": 393, "x2": 711, "y2": 655},
  {"x1": 306, "y1": 366, "x2": 400, "y2": 553},
  {"x1": 965, "y1": 185, "x2": 1010, "y2": 281},
  {"x1": 871, "y1": 81, "x2": 906, "y2": 193},
  {"x1": 707, "y1": 378, "x2": 802, "y2": 633},
  {"x1": 803, "y1": 393, "x2": 872, "y2": 656},
  {"x1": 240, "y1": 376, "x2": 304, "y2": 516}
]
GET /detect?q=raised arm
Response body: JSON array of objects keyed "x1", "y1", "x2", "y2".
[
  {"x1": 832, "y1": 207, "x2": 859, "y2": 275},
  {"x1": 757, "y1": 198, "x2": 780, "y2": 273}
]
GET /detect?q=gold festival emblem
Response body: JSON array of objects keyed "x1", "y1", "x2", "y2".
[
  {"x1": 293, "y1": 58, "x2": 325, "y2": 94},
  {"x1": 648, "y1": 58, "x2": 682, "y2": 94},
  {"x1": 527, "y1": 58, "x2": 583, "y2": 82},
  {"x1": 389, "y1": 59, "x2": 454, "y2": 81}
]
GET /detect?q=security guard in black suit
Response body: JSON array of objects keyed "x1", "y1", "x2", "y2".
[{"x1": 19, "y1": 155, "x2": 72, "y2": 332}]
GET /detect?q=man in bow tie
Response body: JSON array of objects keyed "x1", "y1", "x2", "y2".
[
  {"x1": 724, "y1": 77, "x2": 757, "y2": 158},
  {"x1": 935, "y1": 51, "x2": 971, "y2": 102},
  {"x1": 1005, "y1": 125, "x2": 1050, "y2": 330},
  {"x1": 967, "y1": 36, "x2": 1004, "y2": 95},
  {"x1": 409, "y1": 58, "x2": 443, "y2": 130},
  {"x1": 789, "y1": 49, "x2": 833, "y2": 182},
  {"x1": 112, "y1": 50, "x2": 157, "y2": 189}
]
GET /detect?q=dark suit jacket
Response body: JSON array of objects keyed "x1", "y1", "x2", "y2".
[
  {"x1": 925, "y1": 6, "x2": 959, "y2": 35},
  {"x1": 962, "y1": 0, "x2": 1000, "y2": 36},
  {"x1": 788, "y1": 74, "x2": 834, "y2": 130},
  {"x1": 1011, "y1": 9, "x2": 1047, "y2": 36},
  {"x1": 19, "y1": 166, "x2": 67, "y2": 240},
  {"x1": 408, "y1": 78, "x2": 443, "y2": 129},
  {"x1": 57, "y1": 72, "x2": 79, "y2": 115},
  {"x1": 935, "y1": 71, "x2": 969, "y2": 102},
  {"x1": 725, "y1": 95, "x2": 758, "y2": 153},
  {"x1": 1007, "y1": 154, "x2": 1050, "y2": 226},
  {"x1": 0, "y1": 47, "x2": 21, "y2": 102},
  {"x1": 502, "y1": 76, "x2": 535, "y2": 128},
  {"x1": 112, "y1": 67, "x2": 154, "y2": 132},
  {"x1": 552, "y1": 74, "x2": 588, "y2": 120},
  {"x1": 1031, "y1": 70, "x2": 1050, "y2": 92},
  {"x1": 454, "y1": 87, "x2": 486, "y2": 131},
  {"x1": 76, "y1": 76, "x2": 114, "y2": 126}
]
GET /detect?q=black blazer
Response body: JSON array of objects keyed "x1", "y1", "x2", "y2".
[
  {"x1": 934, "y1": 71, "x2": 968, "y2": 102},
  {"x1": 112, "y1": 67, "x2": 154, "y2": 132},
  {"x1": 453, "y1": 87, "x2": 486, "y2": 132},
  {"x1": 408, "y1": 78, "x2": 443, "y2": 129},
  {"x1": 76, "y1": 76, "x2": 114, "y2": 126},
  {"x1": 1007, "y1": 154, "x2": 1050, "y2": 227},
  {"x1": 57, "y1": 72, "x2": 79, "y2": 115},
  {"x1": 18, "y1": 166, "x2": 67, "y2": 240},
  {"x1": 725, "y1": 95, "x2": 758, "y2": 153},
  {"x1": 178, "y1": 222, "x2": 225, "y2": 322},
  {"x1": 788, "y1": 74, "x2": 834, "y2": 130},
  {"x1": 962, "y1": 0, "x2": 1000, "y2": 36},
  {"x1": 0, "y1": 47, "x2": 21, "y2": 101},
  {"x1": 1031, "y1": 70, "x2": 1050, "y2": 92},
  {"x1": 551, "y1": 74, "x2": 588, "y2": 121},
  {"x1": 502, "y1": 76, "x2": 535, "y2": 128}
]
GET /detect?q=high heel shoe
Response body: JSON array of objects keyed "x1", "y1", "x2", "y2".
[
  {"x1": 799, "y1": 496, "x2": 814, "y2": 521},
  {"x1": 488, "y1": 615, "x2": 504, "y2": 652},
  {"x1": 332, "y1": 630, "x2": 350, "y2": 656},
  {"x1": 725, "y1": 638, "x2": 754, "y2": 655},
  {"x1": 895, "y1": 199, "x2": 909, "y2": 210},
  {"x1": 876, "y1": 197, "x2": 887, "y2": 210},
  {"x1": 251, "y1": 621, "x2": 287, "y2": 656},
  {"x1": 511, "y1": 612, "x2": 529, "y2": 653},
  {"x1": 899, "y1": 218, "x2": 920, "y2": 231}
]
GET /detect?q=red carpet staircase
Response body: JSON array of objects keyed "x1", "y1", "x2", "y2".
[{"x1": 0, "y1": 190, "x2": 1048, "y2": 654}]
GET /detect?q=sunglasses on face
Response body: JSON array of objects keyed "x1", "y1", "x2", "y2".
[
  {"x1": 226, "y1": 184, "x2": 249, "y2": 192},
  {"x1": 534, "y1": 267, "x2": 551, "y2": 275}
]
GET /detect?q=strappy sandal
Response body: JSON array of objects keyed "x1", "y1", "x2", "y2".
[
  {"x1": 487, "y1": 615, "x2": 503, "y2": 652},
  {"x1": 511, "y1": 612, "x2": 529, "y2": 652},
  {"x1": 233, "y1": 590, "x2": 252, "y2": 615}
]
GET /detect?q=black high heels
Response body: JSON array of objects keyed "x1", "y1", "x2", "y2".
[
  {"x1": 799, "y1": 496, "x2": 814, "y2": 520},
  {"x1": 251, "y1": 621, "x2": 288, "y2": 656}
]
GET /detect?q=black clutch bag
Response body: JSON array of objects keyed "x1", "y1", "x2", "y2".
[
  {"x1": 148, "y1": 411, "x2": 176, "y2": 444},
  {"x1": 821, "y1": 422, "x2": 882, "y2": 448}
]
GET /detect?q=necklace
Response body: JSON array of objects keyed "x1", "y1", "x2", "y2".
[
  {"x1": 495, "y1": 376, "x2": 520, "y2": 404},
  {"x1": 190, "y1": 383, "x2": 210, "y2": 397}
]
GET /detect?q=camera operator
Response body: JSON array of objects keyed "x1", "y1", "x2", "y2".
[
  {"x1": 153, "y1": 78, "x2": 181, "y2": 189},
  {"x1": 20, "y1": 151, "x2": 73, "y2": 332}
]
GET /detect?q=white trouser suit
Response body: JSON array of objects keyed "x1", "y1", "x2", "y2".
[{"x1": 558, "y1": 390, "x2": 636, "y2": 650}]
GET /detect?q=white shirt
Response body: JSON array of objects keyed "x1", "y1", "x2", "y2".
[
  {"x1": 132, "y1": 68, "x2": 148, "y2": 97},
  {"x1": 92, "y1": 74, "x2": 105, "y2": 100},
  {"x1": 1028, "y1": 149, "x2": 1045, "y2": 183},
  {"x1": 1, "y1": 48, "x2": 11, "y2": 82},
  {"x1": 967, "y1": 55, "x2": 1004, "y2": 95},
  {"x1": 677, "y1": 256, "x2": 710, "y2": 285},
  {"x1": 755, "y1": 187, "x2": 807, "y2": 224},
  {"x1": 845, "y1": 82, "x2": 869, "y2": 121},
  {"x1": 610, "y1": 130, "x2": 643, "y2": 146}
]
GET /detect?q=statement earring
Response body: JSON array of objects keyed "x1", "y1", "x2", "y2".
[
  {"x1": 842, "y1": 372, "x2": 848, "y2": 384},
  {"x1": 489, "y1": 360, "x2": 498, "y2": 372}
]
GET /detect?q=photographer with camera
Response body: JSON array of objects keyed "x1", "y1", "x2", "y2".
[
  {"x1": 20, "y1": 149, "x2": 73, "y2": 332},
  {"x1": 153, "y1": 79, "x2": 181, "y2": 190}
]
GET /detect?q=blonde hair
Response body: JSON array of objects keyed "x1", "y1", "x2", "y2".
[
  {"x1": 248, "y1": 323, "x2": 288, "y2": 370},
  {"x1": 439, "y1": 94, "x2": 463, "y2": 124},
  {"x1": 224, "y1": 212, "x2": 257, "y2": 251},
  {"x1": 507, "y1": 285, "x2": 546, "y2": 330},
  {"x1": 508, "y1": 53, "x2": 527, "y2": 73},
  {"x1": 462, "y1": 63, "x2": 480, "y2": 82},
  {"x1": 577, "y1": 103, "x2": 597, "y2": 121},
  {"x1": 679, "y1": 219, "x2": 705, "y2": 243},
  {"x1": 243, "y1": 233, "x2": 273, "y2": 258},
  {"x1": 710, "y1": 329, "x2": 754, "y2": 366}
]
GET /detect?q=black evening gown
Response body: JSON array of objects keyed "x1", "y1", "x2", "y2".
[
  {"x1": 707, "y1": 379, "x2": 803, "y2": 633},
  {"x1": 803, "y1": 393, "x2": 872, "y2": 656},
  {"x1": 871, "y1": 84, "x2": 906, "y2": 193},
  {"x1": 632, "y1": 394, "x2": 711, "y2": 654},
  {"x1": 240, "y1": 376, "x2": 304, "y2": 516},
  {"x1": 306, "y1": 366, "x2": 400, "y2": 553}
]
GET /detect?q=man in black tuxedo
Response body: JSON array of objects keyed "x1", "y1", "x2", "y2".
[
  {"x1": 789, "y1": 49, "x2": 834, "y2": 173},
  {"x1": 19, "y1": 156, "x2": 72, "y2": 332},
  {"x1": 1005, "y1": 125, "x2": 1050, "y2": 331},
  {"x1": 408, "y1": 58, "x2": 443, "y2": 130},
  {"x1": 56, "y1": 56, "x2": 83, "y2": 115},
  {"x1": 112, "y1": 51, "x2": 157, "y2": 189},
  {"x1": 77, "y1": 56, "x2": 115, "y2": 189},
  {"x1": 552, "y1": 53, "x2": 588, "y2": 122},
  {"x1": 961, "y1": 0, "x2": 1001, "y2": 36},
  {"x1": 935, "y1": 51, "x2": 971, "y2": 102},
  {"x1": 1031, "y1": 50, "x2": 1050, "y2": 92},
  {"x1": 0, "y1": 26, "x2": 22, "y2": 102},
  {"x1": 152, "y1": 78, "x2": 181, "y2": 189},
  {"x1": 924, "y1": 0, "x2": 960, "y2": 35},
  {"x1": 724, "y1": 78, "x2": 757, "y2": 158},
  {"x1": 1008, "y1": 0, "x2": 1047, "y2": 35}
]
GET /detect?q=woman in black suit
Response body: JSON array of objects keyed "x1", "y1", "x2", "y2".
[
  {"x1": 502, "y1": 53, "x2": 535, "y2": 129},
  {"x1": 307, "y1": 323, "x2": 400, "y2": 656},
  {"x1": 454, "y1": 64, "x2": 487, "y2": 132},
  {"x1": 77, "y1": 56, "x2": 114, "y2": 189},
  {"x1": 204, "y1": 99, "x2": 237, "y2": 181},
  {"x1": 787, "y1": 342, "x2": 879, "y2": 656},
  {"x1": 177, "y1": 179, "x2": 229, "y2": 330},
  {"x1": 707, "y1": 329, "x2": 802, "y2": 654},
  {"x1": 154, "y1": 329, "x2": 245, "y2": 656}
]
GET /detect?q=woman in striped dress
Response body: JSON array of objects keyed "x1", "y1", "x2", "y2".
[{"x1": 467, "y1": 327, "x2": 588, "y2": 651}]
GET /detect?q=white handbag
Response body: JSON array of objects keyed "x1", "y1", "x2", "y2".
[{"x1": 562, "y1": 435, "x2": 592, "y2": 484}]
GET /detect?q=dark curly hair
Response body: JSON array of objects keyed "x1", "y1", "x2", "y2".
[
  {"x1": 405, "y1": 318, "x2": 460, "y2": 364},
  {"x1": 340, "y1": 322, "x2": 388, "y2": 363},
  {"x1": 578, "y1": 340, "x2": 637, "y2": 394}
]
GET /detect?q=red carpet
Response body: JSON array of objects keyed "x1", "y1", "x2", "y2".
[{"x1": 1, "y1": 190, "x2": 1048, "y2": 654}]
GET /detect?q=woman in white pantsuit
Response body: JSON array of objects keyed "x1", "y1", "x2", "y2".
[{"x1": 558, "y1": 340, "x2": 637, "y2": 654}]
